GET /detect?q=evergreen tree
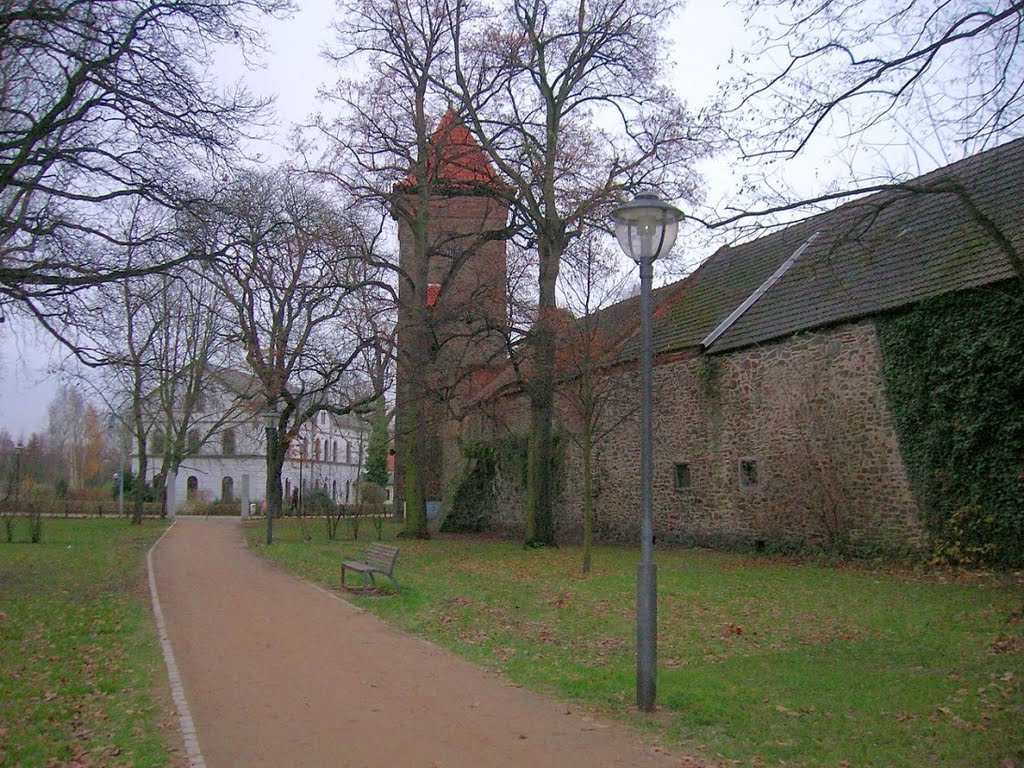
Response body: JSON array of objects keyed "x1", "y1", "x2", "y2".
[{"x1": 363, "y1": 398, "x2": 390, "y2": 487}]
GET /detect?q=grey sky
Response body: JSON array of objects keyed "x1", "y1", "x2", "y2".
[{"x1": 0, "y1": 1, "x2": 958, "y2": 436}]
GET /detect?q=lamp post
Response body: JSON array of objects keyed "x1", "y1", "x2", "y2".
[
  {"x1": 15, "y1": 441, "x2": 24, "y2": 509},
  {"x1": 298, "y1": 438, "x2": 305, "y2": 516},
  {"x1": 106, "y1": 413, "x2": 125, "y2": 518},
  {"x1": 118, "y1": 440, "x2": 125, "y2": 519},
  {"x1": 611, "y1": 191, "x2": 683, "y2": 712},
  {"x1": 262, "y1": 407, "x2": 279, "y2": 545}
]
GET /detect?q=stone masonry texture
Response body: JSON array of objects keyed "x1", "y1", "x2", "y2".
[{"x1": 471, "y1": 320, "x2": 926, "y2": 552}]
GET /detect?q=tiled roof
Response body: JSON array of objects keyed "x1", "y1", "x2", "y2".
[
  {"x1": 396, "y1": 110, "x2": 499, "y2": 189},
  {"x1": 611, "y1": 136, "x2": 1023, "y2": 358}
]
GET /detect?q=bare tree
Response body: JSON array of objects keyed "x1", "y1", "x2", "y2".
[
  {"x1": 46, "y1": 385, "x2": 95, "y2": 490},
  {"x1": 145, "y1": 269, "x2": 244, "y2": 513},
  {"x1": 318, "y1": 0, "x2": 509, "y2": 538},
  {"x1": 704, "y1": 0, "x2": 1024, "y2": 275},
  {"x1": 186, "y1": 167, "x2": 385, "y2": 538},
  {"x1": 0, "y1": 0, "x2": 292, "y2": 344},
  {"x1": 444, "y1": 0, "x2": 708, "y2": 545},
  {"x1": 727, "y1": 1, "x2": 1023, "y2": 162},
  {"x1": 99, "y1": 276, "x2": 163, "y2": 523},
  {"x1": 556, "y1": 235, "x2": 636, "y2": 572},
  {"x1": 58, "y1": 198, "x2": 239, "y2": 521}
]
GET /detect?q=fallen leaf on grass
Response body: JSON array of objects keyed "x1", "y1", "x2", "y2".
[{"x1": 724, "y1": 623, "x2": 744, "y2": 637}]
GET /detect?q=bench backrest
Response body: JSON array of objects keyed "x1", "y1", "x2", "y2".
[{"x1": 366, "y1": 543, "x2": 400, "y2": 572}]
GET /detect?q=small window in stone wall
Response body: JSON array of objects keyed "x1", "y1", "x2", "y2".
[
  {"x1": 674, "y1": 463, "x2": 691, "y2": 491},
  {"x1": 739, "y1": 458, "x2": 759, "y2": 488}
]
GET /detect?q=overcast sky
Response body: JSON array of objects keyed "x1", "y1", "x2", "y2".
[
  {"x1": 0, "y1": 1, "x2": 944, "y2": 437},
  {"x1": 0, "y1": 2, "x2": 750, "y2": 437}
]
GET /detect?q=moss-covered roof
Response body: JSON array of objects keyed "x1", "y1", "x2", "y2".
[{"x1": 609, "y1": 136, "x2": 1023, "y2": 359}]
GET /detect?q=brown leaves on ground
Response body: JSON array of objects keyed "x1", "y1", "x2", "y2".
[{"x1": 988, "y1": 634, "x2": 1024, "y2": 655}]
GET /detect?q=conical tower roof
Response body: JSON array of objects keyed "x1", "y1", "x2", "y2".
[{"x1": 397, "y1": 110, "x2": 499, "y2": 189}]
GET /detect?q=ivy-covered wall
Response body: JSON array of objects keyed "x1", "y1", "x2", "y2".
[
  {"x1": 443, "y1": 435, "x2": 564, "y2": 538},
  {"x1": 877, "y1": 283, "x2": 1024, "y2": 567},
  {"x1": 442, "y1": 437, "x2": 529, "y2": 534}
]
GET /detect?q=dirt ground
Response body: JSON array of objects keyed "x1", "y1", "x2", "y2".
[{"x1": 150, "y1": 518, "x2": 702, "y2": 767}]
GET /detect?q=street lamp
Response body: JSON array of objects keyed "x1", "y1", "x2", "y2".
[
  {"x1": 262, "y1": 406, "x2": 279, "y2": 545},
  {"x1": 611, "y1": 191, "x2": 683, "y2": 712},
  {"x1": 298, "y1": 437, "x2": 308, "y2": 516},
  {"x1": 15, "y1": 441, "x2": 24, "y2": 509},
  {"x1": 106, "y1": 413, "x2": 125, "y2": 518}
]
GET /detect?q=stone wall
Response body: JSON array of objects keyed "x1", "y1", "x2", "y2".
[{"x1": 463, "y1": 319, "x2": 926, "y2": 552}]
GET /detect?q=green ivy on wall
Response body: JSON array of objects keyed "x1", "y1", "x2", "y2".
[
  {"x1": 442, "y1": 436, "x2": 529, "y2": 533},
  {"x1": 877, "y1": 283, "x2": 1024, "y2": 568},
  {"x1": 443, "y1": 435, "x2": 564, "y2": 536}
]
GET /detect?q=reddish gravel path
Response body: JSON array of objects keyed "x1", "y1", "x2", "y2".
[{"x1": 151, "y1": 518, "x2": 698, "y2": 768}]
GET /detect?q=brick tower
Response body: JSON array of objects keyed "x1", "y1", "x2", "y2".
[{"x1": 392, "y1": 111, "x2": 509, "y2": 515}]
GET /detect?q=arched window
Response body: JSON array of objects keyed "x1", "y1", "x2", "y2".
[
  {"x1": 285, "y1": 478, "x2": 291, "y2": 500},
  {"x1": 187, "y1": 429, "x2": 200, "y2": 454},
  {"x1": 186, "y1": 475, "x2": 199, "y2": 500},
  {"x1": 332, "y1": 480, "x2": 337, "y2": 500},
  {"x1": 222, "y1": 428, "x2": 236, "y2": 456},
  {"x1": 221, "y1": 476, "x2": 234, "y2": 503},
  {"x1": 346, "y1": 442, "x2": 352, "y2": 463},
  {"x1": 314, "y1": 438, "x2": 321, "y2": 461},
  {"x1": 345, "y1": 480, "x2": 351, "y2": 503},
  {"x1": 332, "y1": 441, "x2": 338, "y2": 462}
]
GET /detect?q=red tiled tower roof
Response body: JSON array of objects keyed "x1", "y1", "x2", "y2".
[{"x1": 397, "y1": 110, "x2": 499, "y2": 189}]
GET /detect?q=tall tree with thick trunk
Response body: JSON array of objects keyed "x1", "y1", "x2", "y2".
[
  {"x1": 320, "y1": 0, "x2": 500, "y2": 539},
  {"x1": 445, "y1": 0, "x2": 706, "y2": 545},
  {"x1": 185, "y1": 167, "x2": 385, "y2": 536}
]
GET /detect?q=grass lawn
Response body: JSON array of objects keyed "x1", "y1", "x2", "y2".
[
  {"x1": 0, "y1": 518, "x2": 176, "y2": 767},
  {"x1": 246, "y1": 518, "x2": 1024, "y2": 767}
]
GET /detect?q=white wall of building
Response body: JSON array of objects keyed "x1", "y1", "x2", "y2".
[{"x1": 133, "y1": 386, "x2": 370, "y2": 516}]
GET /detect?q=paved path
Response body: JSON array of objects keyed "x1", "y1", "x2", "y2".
[{"x1": 151, "y1": 518, "x2": 695, "y2": 767}]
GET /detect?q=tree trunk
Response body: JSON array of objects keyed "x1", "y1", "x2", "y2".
[
  {"x1": 133, "y1": 448, "x2": 146, "y2": 525},
  {"x1": 265, "y1": 433, "x2": 284, "y2": 544},
  {"x1": 398, "y1": 110, "x2": 433, "y2": 539},
  {"x1": 581, "y1": 423, "x2": 594, "y2": 574},
  {"x1": 401, "y1": 407, "x2": 430, "y2": 538},
  {"x1": 524, "y1": 245, "x2": 560, "y2": 547}
]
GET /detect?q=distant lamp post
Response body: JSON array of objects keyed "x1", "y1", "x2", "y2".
[
  {"x1": 15, "y1": 440, "x2": 24, "y2": 508},
  {"x1": 611, "y1": 191, "x2": 683, "y2": 712},
  {"x1": 262, "y1": 407, "x2": 279, "y2": 545},
  {"x1": 106, "y1": 413, "x2": 125, "y2": 518},
  {"x1": 297, "y1": 438, "x2": 306, "y2": 516}
]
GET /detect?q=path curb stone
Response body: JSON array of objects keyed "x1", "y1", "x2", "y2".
[{"x1": 147, "y1": 522, "x2": 206, "y2": 768}]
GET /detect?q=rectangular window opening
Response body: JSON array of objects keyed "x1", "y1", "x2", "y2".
[
  {"x1": 674, "y1": 462, "x2": 691, "y2": 491},
  {"x1": 739, "y1": 458, "x2": 759, "y2": 488}
]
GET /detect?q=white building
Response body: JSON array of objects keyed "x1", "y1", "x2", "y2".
[{"x1": 132, "y1": 370, "x2": 370, "y2": 517}]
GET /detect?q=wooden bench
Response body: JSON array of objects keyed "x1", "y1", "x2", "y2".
[{"x1": 341, "y1": 543, "x2": 401, "y2": 593}]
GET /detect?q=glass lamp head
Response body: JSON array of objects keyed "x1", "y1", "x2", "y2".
[{"x1": 611, "y1": 192, "x2": 684, "y2": 263}]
